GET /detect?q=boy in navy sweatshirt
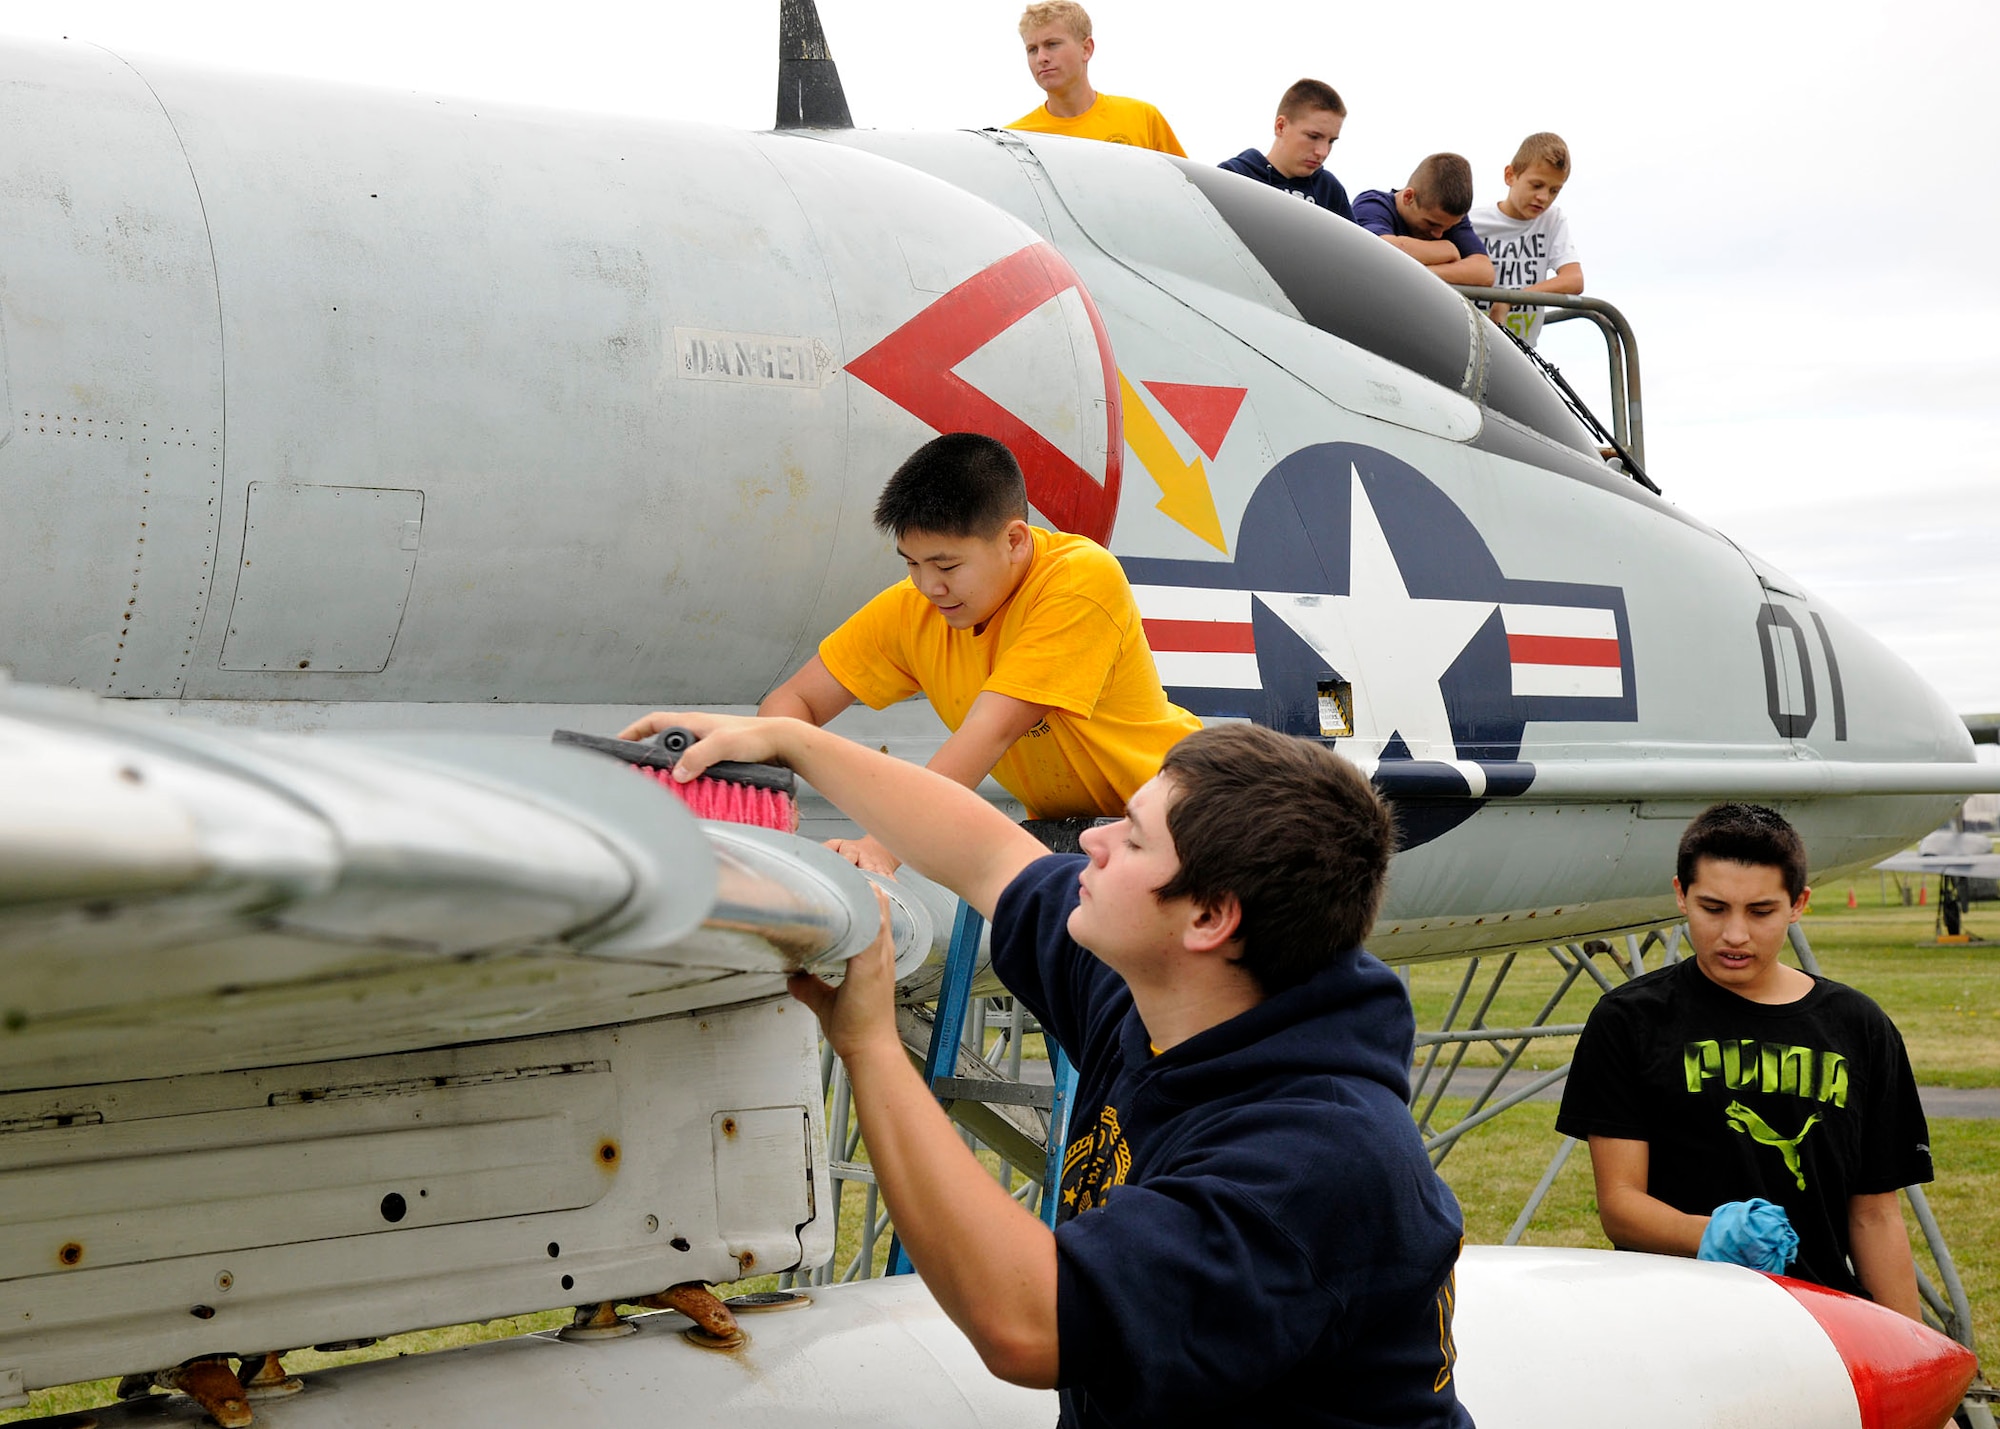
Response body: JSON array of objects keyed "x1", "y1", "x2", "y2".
[
  {"x1": 1219, "y1": 77, "x2": 1353, "y2": 221},
  {"x1": 637, "y1": 711, "x2": 1473, "y2": 1428}
]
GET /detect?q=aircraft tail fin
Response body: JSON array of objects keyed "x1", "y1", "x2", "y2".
[{"x1": 776, "y1": 0, "x2": 854, "y2": 129}]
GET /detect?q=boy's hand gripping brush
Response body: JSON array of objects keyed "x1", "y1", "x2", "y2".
[{"x1": 552, "y1": 727, "x2": 799, "y2": 832}]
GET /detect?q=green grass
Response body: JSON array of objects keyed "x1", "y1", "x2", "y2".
[{"x1": 1791, "y1": 898, "x2": 2000, "y2": 1087}]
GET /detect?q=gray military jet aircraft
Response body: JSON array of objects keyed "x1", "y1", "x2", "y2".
[
  {"x1": 2, "y1": 11, "x2": 1994, "y2": 971},
  {"x1": 1, "y1": 4, "x2": 1994, "y2": 1425},
  {"x1": 1876, "y1": 810, "x2": 2000, "y2": 937},
  {"x1": 1877, "y1": 826, "x2": 2000, "y2": 884}
]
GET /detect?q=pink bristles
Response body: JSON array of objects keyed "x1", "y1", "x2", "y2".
[{"x1": 635, "y1": 765, "x2": 798, "y2": 832}]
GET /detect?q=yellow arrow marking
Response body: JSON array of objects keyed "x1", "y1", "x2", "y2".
[{"x1": 1118, "y1": 371, "x2": 1227, "y2": 553}]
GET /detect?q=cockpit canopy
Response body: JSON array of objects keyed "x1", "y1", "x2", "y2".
[{"x1": 1171, "y1": 159, "x2": 1603, "y2": 458}]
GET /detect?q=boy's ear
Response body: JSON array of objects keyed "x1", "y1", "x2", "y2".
[
  {"x1": 1004, "y1": 519, "x2": 1034, "y2": 561},
  {"x1": 1183, "y1": 892, "x2": 1242, "y2": 955},
  {"x1": 1502, "y1": 164, "x2": 1518, "y2": 184}
]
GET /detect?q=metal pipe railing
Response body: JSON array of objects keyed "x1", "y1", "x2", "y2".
[
  {"x1": 1449, "y1": 286, "x2": 1647, "y2": 467},
  {"x1": 1414, "y1": 1023, "x2": 1589, "y2": 1045},
  {"x1": 1547, "y1": 308, "x2": 1630, "y2": 450}
]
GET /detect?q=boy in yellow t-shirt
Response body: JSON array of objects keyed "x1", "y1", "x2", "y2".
[
  {"x1": 761, "y1": 432, "x2": 1198, "y2": 873},
  {"x1": 1007, "y1": 1, "x2": 1185, "y2": 157}
]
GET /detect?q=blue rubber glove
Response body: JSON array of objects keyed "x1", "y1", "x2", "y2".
[{"x1": 1697, "y1": 1198, "x2": 1800, "y2": 1273}]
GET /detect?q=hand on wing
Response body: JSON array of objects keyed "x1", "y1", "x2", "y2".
[
  {"x1": 827, "y1": 835, "x2": 902, "y2": 875},
  {"x1": 788, "y1": 885, "x2": 902, "y2": 1063}
]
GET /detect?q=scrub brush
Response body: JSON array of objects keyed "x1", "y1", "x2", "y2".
[{"x1": 552, "y1": 726, "x2": 799, "y2": 832}]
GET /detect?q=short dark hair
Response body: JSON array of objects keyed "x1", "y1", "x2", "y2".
[
  {"x1": 1155, "y1": 724, "x2": 1394, "y2": 993},
  {"x1": 1407, "y1": 152, "x2": 1474, "y2": 217},
  {"x1": 1278, "y1": 78, "x2": 1345, "y2": 120},
  {"x1": 1676, "y1": 803, "x2": 1809, "y2": 901},
  {"x1": 871, "y1": 433, "x2": 1029, "y2": 539}
]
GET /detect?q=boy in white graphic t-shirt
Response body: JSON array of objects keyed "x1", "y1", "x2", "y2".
[{"x1": 1469, "y1": 132, "x2": 1583, "y2": 347}]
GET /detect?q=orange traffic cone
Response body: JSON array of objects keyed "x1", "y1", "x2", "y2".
[{"x1": 1847, "y1": 887, "x2": 1857, "y2": 909}]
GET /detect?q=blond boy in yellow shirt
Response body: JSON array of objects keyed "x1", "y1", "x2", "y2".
[
  {"x1": 1007, "y1": 1, "x2": 1185, "y2": 157},
  {"x1": 749, "y1": 432, "x2": 1198, "y2": 873}
]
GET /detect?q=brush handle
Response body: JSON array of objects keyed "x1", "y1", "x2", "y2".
[{"x1": 551, "y1": 728, "x2": 797, "y2": 795}]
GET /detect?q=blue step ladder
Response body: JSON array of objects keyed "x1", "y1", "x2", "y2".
[{"x1": 887, "y1": 899, "x2": 1079, "y2": 1275}]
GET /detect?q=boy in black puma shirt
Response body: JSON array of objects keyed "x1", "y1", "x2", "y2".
[{"x1": 1557, "y1": 804, "x2": 1930, "y2": 1315}]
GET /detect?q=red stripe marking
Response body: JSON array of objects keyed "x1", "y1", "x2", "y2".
[
  {"x1": 1143, "y1": 619, "x2": 1255, "y2": 654},
  {"x1": 1507, "y1": 634, "x2": 1621, "y2": 668}
]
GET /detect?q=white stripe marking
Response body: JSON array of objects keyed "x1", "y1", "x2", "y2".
[
  {"x1": 1512, "y1": 663, "x2": 1624, "y2": 699},
  {"x1": 1500, "y1": 603, "x2": 1618, "y2": 640},
  {"x1": 1131, "y1": 585, "x2": 1253, "y2": 623},
  {"x1": 1154, "y1": 651, "x2": 1262, "y2": 689}
]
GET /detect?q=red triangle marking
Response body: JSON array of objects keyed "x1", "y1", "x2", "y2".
[
  {"x1": 1141, "y1": 381, "x2": 1247, "y2": 461},
  {"x1": 844, "y1": 243, "x2": 1123, "y2": 545}
]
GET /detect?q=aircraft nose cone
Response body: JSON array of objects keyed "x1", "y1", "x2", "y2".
[{"x1": 1767, "y1": 1274, "x2": 1978, "y2": 1429}]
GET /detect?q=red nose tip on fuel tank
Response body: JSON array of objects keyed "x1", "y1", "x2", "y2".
[{"x1": 1770, "y1": 1274, "x2": 1978, "y2": 1429}]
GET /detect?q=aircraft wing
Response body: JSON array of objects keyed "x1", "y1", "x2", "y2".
[
  {"x1": 0, "y1": 682, "x2": 943, "y2": 1089},
  {"x1": 0, "y1": 681, "x2": 962, "y2": 1395},
  {"x1": 1362, "y1": 757, "x2": 2000, "y2": 802},
  {"x1": 1873, "y1": 851, "x2": 2000, "y2": 877}
]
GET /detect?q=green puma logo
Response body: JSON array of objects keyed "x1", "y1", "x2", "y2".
[{"x1": 1724, "y1": 1100, "x2": 1820, "y2": 1190}]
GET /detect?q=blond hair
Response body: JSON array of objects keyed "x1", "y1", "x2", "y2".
[
  {"x1": 1510, "y1": 131, "x2": 1571, "y2": 175},
  {"x1": 1019, "y1": 1, "x2": 1091, "y2": 42}
]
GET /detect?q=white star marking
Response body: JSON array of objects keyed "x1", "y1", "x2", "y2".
[{"x1": 1256, "y1": 464, "x2": 1496, "y2": 783}]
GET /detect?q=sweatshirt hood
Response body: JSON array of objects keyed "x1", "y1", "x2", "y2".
[
  {"x1": 1126, "y1": 947, "x2": 1414, "y2": 1104},
  {"x1": 1229, "y1": 147, "x2": 1276, "y2": 178}
]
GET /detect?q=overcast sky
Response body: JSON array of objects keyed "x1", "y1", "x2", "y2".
[{"x1": 12, "y1": 0, "x2": 1998, "y2": 711}]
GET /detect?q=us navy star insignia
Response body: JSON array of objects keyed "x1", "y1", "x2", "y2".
[{"x1": 1255, "y1": 464, "x2": 1494, "y2": 770}]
